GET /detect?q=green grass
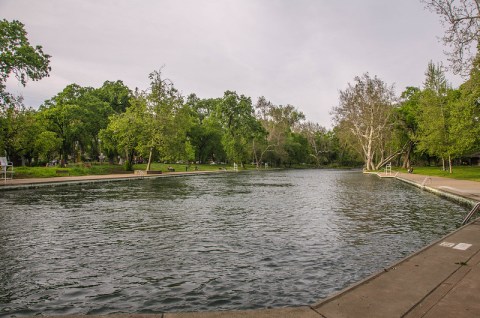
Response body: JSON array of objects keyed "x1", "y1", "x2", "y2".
[
  {"x1": 13, "y1": 164, "x2": 128, "y2": 178},
  {"x1": 19, "y1": 162, "x2": 479, "y2": 181},
  {"x1": 11, "y1": 162, "x2": 234, "y2": 179},
  {"x1": 401, "y1": 166, "x2": 480, "y2": 182}
]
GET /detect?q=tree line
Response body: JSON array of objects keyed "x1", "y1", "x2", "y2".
[
  {"x1": 0, "y1": 68, "x2": 361, "y2": 169},
  {"x1": 332, "y1": 60, "x2": 480, "y2": 173},
  {"x1": 2, "y1": 4, "x2": 480, "y2": 172}
]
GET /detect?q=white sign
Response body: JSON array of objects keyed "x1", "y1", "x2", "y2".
[
  {"x1": 439, "y1": 242, "x2": 455, "y2": 248},
  {"x1": 439, "y1": 241, "x2": 472, "y2": 250},
  {"x1": 453, "y1": 243, "x2": 472, "y2": 251}
]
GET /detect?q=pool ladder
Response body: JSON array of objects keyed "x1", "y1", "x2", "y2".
[{"x1": 461, "y1": 202, "x2": 480, "y2": 226}]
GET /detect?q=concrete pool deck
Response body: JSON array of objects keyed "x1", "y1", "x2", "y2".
[
  {"x1": 385, "y1": 171, "x2": 480, "y2": 205},
  {"x1": 3, "y1": 170, "x2": 480, "y2": 317}
]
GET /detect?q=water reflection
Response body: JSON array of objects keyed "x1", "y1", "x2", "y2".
[{"x1": 0, "y1": 170, "x2": 467, "y2": 316}]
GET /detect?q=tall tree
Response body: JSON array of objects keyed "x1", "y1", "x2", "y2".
[
  {"x1": 40, "y1": 84, "x2": 112, "y2": 164},
  {"x1": 332, "y1": 73, "x2": 396, "y2": 171},
  {"x1": 395, "y1": 86, "x2": 422, "y2": 169},
  {"x1": 416, "y1": 61, "x2": 455, "y2": 172},
  {"x1": 142, "y1": 70, "x2": 191, "y2": 170},
  {"x1": 186, "y1": 94, "x2": 225, "y2": 164},
  {"x1": 0, "y1": 19, "x2": 50, "y2": 159},
  {"x1": 0, "y1": 19, "x2": 51, "y2": 108},
  {"x1": 100, "y1": 94, "x2": 147, "y2": 170},
  {"x1": 217, "y1": 91, "x2": 261, "y2": 166},
  {"x1": 254, "y1": 97, "x2": 305, "y2": 167},
  {"x1": 422, "y1": 0, "x2": 480, "y2": 75},
  {"x1": 449, "y1": 50, "x2": 480, "y2": 158}
]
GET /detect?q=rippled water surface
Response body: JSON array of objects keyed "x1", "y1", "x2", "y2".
[{"x1": 0, "y1": 170, "x2": 468, "y2": 316}]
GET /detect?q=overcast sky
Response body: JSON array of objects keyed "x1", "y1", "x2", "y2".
[{"x1": 2, "y1": 0, "x2": 462, "y2": 127}]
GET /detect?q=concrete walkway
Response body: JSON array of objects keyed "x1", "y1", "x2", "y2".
[
  {"x1": 389, "y1": 172, "x2": 480, "y2": 204},
  {"x1": 6, "y1": 171, "x2": 480, "y2": 317}
]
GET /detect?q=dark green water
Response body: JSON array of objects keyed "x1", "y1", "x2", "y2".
[{"x1": 0, "y1": 170, "x2": 468, "y2": 316}]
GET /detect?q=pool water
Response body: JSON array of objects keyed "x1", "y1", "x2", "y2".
[{"x1": 0, "y1": 170, "x2": 467, "y2": 316}]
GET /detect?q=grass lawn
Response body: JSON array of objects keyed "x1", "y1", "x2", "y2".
[
  {"x1": 11, "y1": 162, "x2": 234, "y2": 179},
  {"x1": 13, "y1": 164, "x2": 128, "y2": 178},
  {"x1": 400, "y1": 166, "x2": 480, "y2": 182}
]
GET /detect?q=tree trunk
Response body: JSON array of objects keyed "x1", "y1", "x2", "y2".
[
  {"x1": 402, "y1": 143, "x2": 412, "y2": 169},
  {"x1": 252, "y1": 140, "x2": 260, "y2": 169},
  {"x1": 375, "y1": 141, "x2": 412, "y2": 170},
  {"x1": 442, "y1": 157, "x2": 446, "y2": 171},
  {"x1": 146, "y1": 147, "x2": 153, "y2": 171},
  {"x1": 365, "y1": 132, "x2": 374, "y2": 171},
  {"x1": 448, "y1": 154, "x2": 452, "y2": 174}
]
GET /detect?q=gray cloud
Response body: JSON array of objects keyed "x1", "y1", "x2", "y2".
[{"x1": 2, "y1": 0, "x2": 461, "y2": 127}]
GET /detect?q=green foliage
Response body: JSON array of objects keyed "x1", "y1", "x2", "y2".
[
  {"x1": 284, "y1": 132, "x2": 309, "y2": 166},
  {"x1": 186, "y1": 95, "x2": 225, "y2": 163},
  {"x1": 141, "y1": 70, "x2": 192, "y2": 169},
  {"x1": 39, "y1": 83, "x2": 113, "y2": 162},
  {"x1": 35, "y1": 130, "x2": 62, "y2": 162},
  {"x1": 415, "y1": 60, "x2": 480, "y2": 172},
  {"x1": 217, "y1": 91, "x2": 261, "y2": 164},
  {"x1": 95, "y1": 80, "x2": 132, "y2": 113},
  {"x1": 254, "y1": 97, "x2": 307, "y2": 167},
  {"x1": 0, "y1": 19, "x2": 51, "y2": 161},
  {"x1": 0, "y1": 19, "x2": 50, "y2": 108},
  {"x1": 450, "y1": 51, "x2": 480, "y2": 155},
  {"x1": 100, "y1": 94, "x2": 147, "y2": 170}
]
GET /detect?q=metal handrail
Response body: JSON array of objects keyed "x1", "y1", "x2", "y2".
[
  {"x1": 421, "y1": 177, "x2": 431, "y2": 188},
  {"x1": 461, "y1": 202, "x2": 480, "y2": 226}
]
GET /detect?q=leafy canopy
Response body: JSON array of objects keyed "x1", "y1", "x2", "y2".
[{"x1": 0, "y1": 19, "x2": 51, "y2": 107}]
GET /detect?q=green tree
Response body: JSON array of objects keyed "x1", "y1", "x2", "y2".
[
  {"x1": 35, "y1": 130, "x2": 62, "y2": 163},
  {"x1": 10, "y1": 108, "x2": 40, "y2": 165},
  {"x1": 328, "y1": 126, "x2": 363, "y2": 167},
  {"x1": 40, "y1": 84, "x2": 113, "y2": 164},
  {"x1": 0, "y1": 19, "x2": 51, "y2": 108},
  {"x1": 284, "y1": 132, "x2": 309, "y2": 167},
  {"x1": 100, "y1": 94, "x2": 147, "y2": 170},
  {"x1": 186, "y1": 94, "x2": 225, "y2": 163},
  {"x1": 0, "y1": 19, "x2": 50, "y2": 160},
  {"x1": 254, "y1": 97, "x2": 306, "y2": 167},
  {"x1": 95, "y1": 80, "x2": 132, "y2": 113},
  {"x1": 449, "y1": 51, "x2": 480, "y2": 158},
  {"x1": 217, "y1": 91, "x2": 262, "y2": 166},
  {"x1": 416, "y1": 62, "x2": 456, "y2": 172},
  {"x1": 395, "y1": 86, "x2": 421, "y2": 169},
  {"x1": 0, "y1": 104, "x2": 35, "y2": 162},
  {"x1": 142, "y1": 70, "x2": 191, "y2": 170}
]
